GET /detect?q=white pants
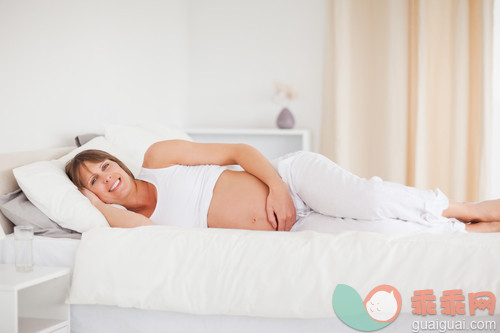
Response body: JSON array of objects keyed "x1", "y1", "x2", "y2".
[{"x1": 271, "y1": 151, "x2": 466, "y2": 235}]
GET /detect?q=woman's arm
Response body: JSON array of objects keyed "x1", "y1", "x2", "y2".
[
  {"x1": 81, "y1": 188, "x2": 154, "y2": 228},
  {"x1": 144, "y1": 140, "x2": 296, "y2": 231}
]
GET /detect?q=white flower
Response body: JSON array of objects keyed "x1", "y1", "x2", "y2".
[{"x1": 272, "y1": 81, "x2": 297, "y2": 107}]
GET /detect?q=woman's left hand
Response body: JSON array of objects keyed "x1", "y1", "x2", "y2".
[
  {"x1": 80, "y1": 188, "x2": 102, "y2": 206},
  {"x1": 266, "y1": 183, "x2": 296, "y2": 231}
]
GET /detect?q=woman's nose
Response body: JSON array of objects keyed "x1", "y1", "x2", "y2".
[{"x1": 104, "y1": 173, "x2": 112, "y2": 183}]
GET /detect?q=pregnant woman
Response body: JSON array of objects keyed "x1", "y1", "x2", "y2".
[{"x1": 65, "y1": 140, "x2": 500, "y2": 234}]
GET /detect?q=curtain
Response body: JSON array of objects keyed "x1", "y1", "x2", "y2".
[{"x1": 320, "y1": 0, "x2": 493, "y2": 202}]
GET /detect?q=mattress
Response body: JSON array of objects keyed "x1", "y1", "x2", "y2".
[{"x1": 0, "y1": 235, "x2": 350, "y2": 332}]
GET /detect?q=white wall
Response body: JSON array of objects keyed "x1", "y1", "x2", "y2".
[
  {"x1": 187, "y1": 0, "x2": 327, "y2": 150},
  {"x1": 0, "y1": 0, "x2": 189, "y2": 153},
  {"x1": 0, "y1": 0, "x2": 327, "y2": 153}
]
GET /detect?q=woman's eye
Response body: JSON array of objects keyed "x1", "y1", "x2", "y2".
[
  {"x1": 103, "y1": 163, "x2": 109, "y2": 170},
  {"x1": 91, "y1": 177, "x2": 96, "y2": 185}
]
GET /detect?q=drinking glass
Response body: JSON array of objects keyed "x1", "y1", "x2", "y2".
[{"x1": 14, "y1": 226, "x2": 34, "y2": 272}]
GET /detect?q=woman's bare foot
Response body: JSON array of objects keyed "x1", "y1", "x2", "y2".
[
  {"x1": 465, "y1": 221, "x2": 500, "y2": 233},
  {"x1": 443, "y1": 199, "x2": 500, "y2": 223},
  {"x1": 473, "y1": 199, "x2": 500, "y2": 222}
]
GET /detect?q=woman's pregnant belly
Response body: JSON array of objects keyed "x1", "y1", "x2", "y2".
[{"x1": 207, "y1": 170, "x2": 276, "y2": 231}]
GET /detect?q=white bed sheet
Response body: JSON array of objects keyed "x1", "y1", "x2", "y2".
[
  {"x1": 1, "y1": 234, "x2": 499, "y2": 333},
  {"x1": 0, "y1": 234, "x2": 80, "y2": 268},
  {"x1": 0, "y1": 235, "x2": 353, "y2": 332}
]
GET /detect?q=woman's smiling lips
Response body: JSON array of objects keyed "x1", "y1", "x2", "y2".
[{"x1": 109, "y1": 178, "x2": 121, "y2": 192}]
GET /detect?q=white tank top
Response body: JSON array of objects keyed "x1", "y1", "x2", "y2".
[{"x1": 136, "y1": 165, "x2": 226, "y2": 228}]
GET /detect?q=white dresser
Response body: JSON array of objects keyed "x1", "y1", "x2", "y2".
[{"x1": 186, "y1": 128, "x2": 310, "y2": 161}]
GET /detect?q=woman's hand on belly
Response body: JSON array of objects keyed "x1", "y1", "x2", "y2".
[{"x1": 266, "y1": 182, "x2": 296, "y2": 231}]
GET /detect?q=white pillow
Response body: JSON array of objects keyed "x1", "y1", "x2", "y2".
[
  {"x1": 104, "y1": 123, "x2": 192, "y2": 164},
  {"x1": 13, "y1": 137, "x2": 140, "y2": 233},
  {"x1": 53, "y1": 136, "x2": 141, "y2": 176}
]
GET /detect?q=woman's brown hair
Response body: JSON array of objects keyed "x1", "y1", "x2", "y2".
[{"x1": 65, "y1": 149, "x2": 134, "y2": 189}]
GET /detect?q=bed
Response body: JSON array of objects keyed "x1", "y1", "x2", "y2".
[{"x1": 1, "y1": 125, "x2": 499, "y2": 333}]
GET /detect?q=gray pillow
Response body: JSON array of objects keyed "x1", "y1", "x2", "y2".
[
  {"x1": 0, "y1": 189, "x2": 81, "y2": 239},
  {"x1": 75, "y1": 133, "x2": 101, "y2": 147}
]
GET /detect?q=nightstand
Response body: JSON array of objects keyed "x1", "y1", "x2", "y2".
[{"x1": 0, "y1": 265, "x2": 70, "y2": 333}]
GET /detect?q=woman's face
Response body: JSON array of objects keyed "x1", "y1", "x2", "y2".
[{"x1": 79, "y1": 159, "x2": 134, "y2": 204}]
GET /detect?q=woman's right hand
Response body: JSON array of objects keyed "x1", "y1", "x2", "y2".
[{"x1": 80, "y1": 188, "x2": 102, "y2": 206}]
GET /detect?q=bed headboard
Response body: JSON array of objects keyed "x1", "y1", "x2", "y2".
[{"x1": 0, "y1": 146, "x2": 74, "y2": 236}]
